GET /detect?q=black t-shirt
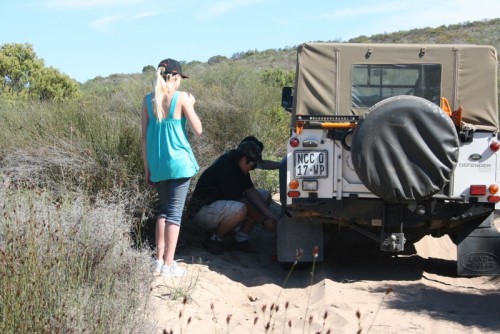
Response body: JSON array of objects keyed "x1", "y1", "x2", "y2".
[{"x1": 187, "y1": 153, "x2": 253, "y2": 215}]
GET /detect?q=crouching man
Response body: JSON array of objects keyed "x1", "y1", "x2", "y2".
[{"x1": 187, "y1": 140, "x2": 279, "y2": 255}]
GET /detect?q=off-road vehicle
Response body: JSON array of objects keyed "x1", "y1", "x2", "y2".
[{"x1": 279, "y1": 42, "x2": 500, "y2": 275}]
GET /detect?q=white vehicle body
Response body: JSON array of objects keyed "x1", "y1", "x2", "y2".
[{"x1": 278, "y1": 43, "x2": 500, "y2": 276}]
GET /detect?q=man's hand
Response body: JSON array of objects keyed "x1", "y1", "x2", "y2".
[{"x1": 262, "y1": 217, "x2": 277, "y2": 232}]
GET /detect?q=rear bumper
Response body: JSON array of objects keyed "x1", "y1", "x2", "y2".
[{"x1": 457, "y1": 213, "x2": 500, "y2": 275}]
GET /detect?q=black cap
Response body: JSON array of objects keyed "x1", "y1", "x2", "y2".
[
  {"x1": 157, "y1": 58, "x2": 188, "y2": 78},
  {"x1": 237, "y1": 141, "x2": 263, "y2": 163},
  {"x1": 240, "y1": 136, "x2": 264, "y2": 150}
]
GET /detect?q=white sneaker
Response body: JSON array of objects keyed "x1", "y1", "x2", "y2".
[
  {"x1": 154, "y1": 259, "x2": 163, "y2": 274},
  {"x1": 161, "y1": 261, "x2": 186, "y2": 277}
]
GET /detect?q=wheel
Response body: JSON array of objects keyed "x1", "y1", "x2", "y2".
[{"x1": 351, "y1": 96, "x2": 459, "y2": 203}]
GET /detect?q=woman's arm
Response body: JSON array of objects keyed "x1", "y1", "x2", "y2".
[
  {"x1": 181, "y1": 92, "x2": 202, "y2": 136},
  {"x1": 141, "y1": 96, "x2": 152, "y2": 185}
]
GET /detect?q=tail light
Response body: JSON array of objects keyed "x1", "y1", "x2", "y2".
[
  {"x1": 470, "y1": 185, "x2": 487, "y2": 196},
  {"x1": 470, "y1": 184, "x2": 499, "y2": 200},
  {"x1": 289, "y1": 179, "x2": 299, "y2": 189},
  {"x1": 488, "y1": 196, "x2": 500, "y2": 203},
  {"x1": 490, "y1": 140, "x2": 500, "y2": 152},
  {"x1": 288, "y1": 179, "x2": 300, "y2": 198},
  {"x1": 289, "y1": 137, "x2": 300, "y2": 147},
  {"x1": 488, "y1": 184, "x2": 499, "y2": 202}
]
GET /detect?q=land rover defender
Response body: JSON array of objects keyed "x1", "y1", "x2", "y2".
[{"x1": 278, "y1": 43, "x2": 500, "y2": 275}]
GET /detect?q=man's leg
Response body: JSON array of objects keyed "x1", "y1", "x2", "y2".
[
  {"x1": 194, "y1": 200, "x2": 247, "y2": 254},
  {"x1": 213, "y1": 206, "x2": 247, "y2": 239}
]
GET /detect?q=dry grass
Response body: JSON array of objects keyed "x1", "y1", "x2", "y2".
[
  {"x1": 0, "y1": 176, "x2": 157, "y2": 333},
  {"x1": 0, "y1": 60, "x2": 289, "y2": 333}
]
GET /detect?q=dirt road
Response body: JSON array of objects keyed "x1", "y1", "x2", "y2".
[{"x1": 148, "y1": 217, "x2": 500, "y2": 334}]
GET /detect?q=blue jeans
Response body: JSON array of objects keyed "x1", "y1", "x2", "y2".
[{"x1": 155, "y1": 178, "x2": 191, "y2": 226}]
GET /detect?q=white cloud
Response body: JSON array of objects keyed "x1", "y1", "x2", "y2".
[
  {"x1": 198, "y1": 0, "x2": 264, "y2": 19},
  {"x1": 378, "y1": 0, "x2": 500, "y2": 34},
  {"x1": 89, "y1": 11, "x2": 155, "y2": 31},
  {"x1": 320, "y1": 1, "x2": 410, "y2": 20},
  {"x1": 44, "y1": 0, "x2": 145, "y2": 9},
  {"x1": 317, "y1": 0, "x2": 500, "y2": 38},
  {"x1": 410, "y1": 0, "x2": 500, "y2": 25},
  {"x1": 321, "y1": 0, "x2": 500, "y2": 22},
  {"x1": 89, "y1": 15, "x2": 124, "y2": 31}
]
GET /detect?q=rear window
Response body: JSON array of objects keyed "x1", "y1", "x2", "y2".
[{"x1": 351, "y1": 64, "x2": 441, "y2": 108}]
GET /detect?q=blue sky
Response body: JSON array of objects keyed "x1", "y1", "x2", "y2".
[{"x1": 1, "y1": 0, "x2": 499, "y2": 83}]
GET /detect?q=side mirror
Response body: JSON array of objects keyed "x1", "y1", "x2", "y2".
[{"x1": 281, "y1": 87, "x2": 293, "y2": 112}]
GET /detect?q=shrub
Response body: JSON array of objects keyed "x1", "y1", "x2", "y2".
[{"x1": 0, "y1": 178, "x2": 156, "y2": 333}]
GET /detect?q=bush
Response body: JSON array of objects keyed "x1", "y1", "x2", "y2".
[{"x1": 0, "y1": 179, "x2": 155, "y2": 333}]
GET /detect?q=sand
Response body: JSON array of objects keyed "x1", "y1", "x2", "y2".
[{"x1": 146, "y1": 206, "x2": 500, "y2": 334}]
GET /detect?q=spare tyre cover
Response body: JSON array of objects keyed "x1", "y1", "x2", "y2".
[{"x1": 351, "y1": 96, "x2": 459, "y2": 203}]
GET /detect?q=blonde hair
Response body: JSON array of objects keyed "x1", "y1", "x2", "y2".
[{"x1": 151, "y1": 67, "x2": 178, "y2": 121}]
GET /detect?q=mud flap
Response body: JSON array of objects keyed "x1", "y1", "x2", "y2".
[
  {"x1": 457, "y1": 213, "x2": 500, "y2": 276},
  {"x1": 277, "y1": 215, "x2": 323, "y2": 263}
]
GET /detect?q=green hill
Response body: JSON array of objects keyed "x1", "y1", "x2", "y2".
[
  {"x1": 349, "y1": 18, "x2": 500, "y2": 50},
  {"x1": 184, "y1": 18, "x2": 500, "y2": 73}
]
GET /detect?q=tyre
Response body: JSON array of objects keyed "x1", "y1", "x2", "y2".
[{"x1": 351, "y1": 96, "x2": 459, "y2": 203}]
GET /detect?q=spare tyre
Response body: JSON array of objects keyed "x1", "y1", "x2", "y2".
[{"x1": 351, "y1": 95, "x2": 459, "y2": 203}]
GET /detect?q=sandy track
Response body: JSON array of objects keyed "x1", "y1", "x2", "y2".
[{"x1": 146, "y1": 212, "x2": 500, "y2": 334}]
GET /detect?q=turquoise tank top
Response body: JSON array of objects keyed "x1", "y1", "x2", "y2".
[{"x1": 146, "y1": 91, "x2": 199, "y2": 182}]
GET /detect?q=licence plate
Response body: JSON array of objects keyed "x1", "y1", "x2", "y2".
[{"x1": 294, "y1": 150, "x2": 328, "y2": 178}]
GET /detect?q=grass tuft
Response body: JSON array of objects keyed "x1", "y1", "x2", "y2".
[{"x1": 0, "y1": 176, "x2": 156, "y2": 333}]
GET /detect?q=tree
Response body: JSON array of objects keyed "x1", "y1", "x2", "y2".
[
  {"x1": 0, "y1": 43, "x2": 80, "y2": 100},
  {"x1": 261, "y1": 69, "x2": 295, "y2": 87},
  {"x1": 142, "y1": 65, "x2": 155, "y2": 73},
  {"x1": 207, "y1": 55, "x2": 227, "y2": 65}
]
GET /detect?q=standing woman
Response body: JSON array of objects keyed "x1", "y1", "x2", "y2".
[{"x1": 141, "y1": 59, "x2": 202, "y2": 277}]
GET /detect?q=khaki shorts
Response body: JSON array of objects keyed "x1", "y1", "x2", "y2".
[
  {"x1": 193, "y1": 189, "x2": 270, "y2": 231},
  {"x1": 193, "y1": 200, "x2": 245, "y2": 231}
]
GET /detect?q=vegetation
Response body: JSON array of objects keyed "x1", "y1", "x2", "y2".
[
  {"x1": 0, "y1": 43, "x2": 81, "y2": 101},
  {"x1": 349, "y1": 18, "x2": 500, "y2": 48},
  {"x1": 0, "y1": 182, "x2": 155, "y2": 333},
  {"x1": 0, "y1": 18, "x2": 498, "y2": 333}
]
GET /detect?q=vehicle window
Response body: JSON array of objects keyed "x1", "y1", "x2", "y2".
[{"x1": 352, "y1": 64, "x2": 441, "y2": 108}]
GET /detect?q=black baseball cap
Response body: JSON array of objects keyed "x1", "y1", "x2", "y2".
[
  {"x1": 237, "y1": 141, "x2": 263, "y2": 163},
  {"x1": 157, "y1": 58, "x2": 189, "y2": 78},
  {"x1": 240, "y1": 136, "x2": 264, "y2": 150}
]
